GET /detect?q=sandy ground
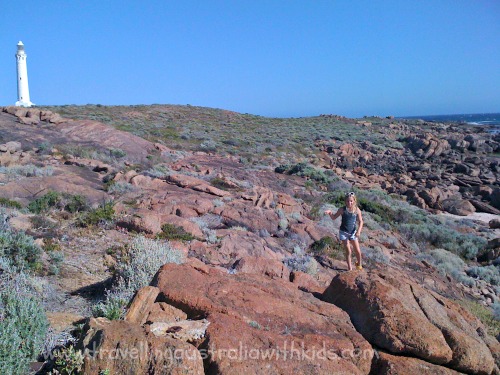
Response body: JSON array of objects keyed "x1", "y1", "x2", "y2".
[{"x1": 439, "y1": 211, "x2": 500, "y2": 224}]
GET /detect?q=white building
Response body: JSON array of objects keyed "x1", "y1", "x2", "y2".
[{"x1": 15, "y1": 41, "x2": 34, "y2": 107}]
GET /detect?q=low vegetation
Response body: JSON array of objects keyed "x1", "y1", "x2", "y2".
[
  {"x1": 157, "y1": 223, "x2": 196, "y2": 242},
  {"x1": 0, "y1": 258, "x2": 49, "y2": 375},
  {"x1": 93, "y1": 236, "x2": 184, "y2": 320}
]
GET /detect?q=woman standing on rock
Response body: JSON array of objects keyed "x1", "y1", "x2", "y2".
[{"x1": 324, "y1": 192, "x2": 364, "y2": 271}]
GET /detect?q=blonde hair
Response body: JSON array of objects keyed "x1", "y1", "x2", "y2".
[{"x1": 344, "y1": 192, "x2": 358, "y2": 212}]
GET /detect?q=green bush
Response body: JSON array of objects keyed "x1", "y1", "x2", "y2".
[
  {"x1": 275, "y1": 163, "x2": 329, "y2": 183},
  {"x1": 0, "y1": 258, "x2": 49, "y2": 375},
  {"x1": 157, "y1": 223, "x2": 195, "y2": 242},
  {"x1": 50, "y1": 345, "x2": 84, "y2": 375},
  {"x1": 28, "y1": 191, "x2": 61, "y2": 214},
  {"x1": 310, "y1": 236, "x2": 344, "y2": 260},
  {"x1": 109, "y1": 148, "x2": 127, "y2": 158},
  {"x1": 77, "y1": 201, "x2": 114, "y2": 227},
  {"x1": 64, "y1": 194, "x2": 88, "y2": 213},
  {"x1": 0, "y1": 198, "x2": 22, "y2": 209},
  {"x1": 210, "y1": 177, "x2": 233, "y2": 190},
  {"x1": 92, "y1": 289, "x2": 129, "y2": 321}
]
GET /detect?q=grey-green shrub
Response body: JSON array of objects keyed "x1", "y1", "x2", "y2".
[
  {"x1": 107, "y1": 181, "x2": 136, "y2": 195},
  {"x1": 467, "y1": 265, "x2": 500, "y2": 286},
  {"x1": 493, "y1": 302, "x2": 500, "y2": 321},
  {"x1": 0, "y1": 227, "x2": 41, "y2": 270},
  {"x1": 93, "y1": 236, "x2": 184, "y2": 320},
  {"x1": 0, "y1": 258, "x2": 48, "y2": 375},
  {"x1": 119, "y1": 236, "x2": 184, "y2": 293},
  {"x1": 400, "y1": 222, "x2": 486, "y2": 259},
  {"x1": 363, "y1": 246, "x2": 390, "y2": 264},
  {"x1": 92, "y1": 289, "x2": 130, "y2": 321},
  {"x1": 0, "y1": 164, "x2": 54, "y2": 179},
  {"x1": 417, "y1": 249, "x2": 475, "y2": 286},
  {"x1": 283, "y1": 255, "x2": 318, "y2": 275}
]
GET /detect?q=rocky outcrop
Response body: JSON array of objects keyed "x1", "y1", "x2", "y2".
[
  {"x1": 152, "y1": 262, "x2": 374, "y2": 374},
  {"x1": 321, "y1": 126, "x2": 500, "y2": 216},
  {"x1": 406, "y1": 134, "x2": 451, "y2": 159},
  {"x1": 2, "y1": 106, "x2": 66, "y2": 125},
  {"x1": 323, "y1": 270, "x2": 499, "y2": 374}
]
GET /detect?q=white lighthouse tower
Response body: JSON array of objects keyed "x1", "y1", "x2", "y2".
[{"x1": 15, "y1": 41, "x2": 34, "y2": 107}]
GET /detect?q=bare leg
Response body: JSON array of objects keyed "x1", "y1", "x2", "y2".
[
  {"x1": 351, "y1": 239, "x2": 362, "y2": 268},
  {"x1": 343, "y1": 240, "x2": 352, "y2": 270}
]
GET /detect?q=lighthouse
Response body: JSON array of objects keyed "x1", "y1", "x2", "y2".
[{"x1": 15, "y1": 41, "x2": 34, "y2": 107}]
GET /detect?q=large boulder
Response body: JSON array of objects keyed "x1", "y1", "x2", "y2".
[
  {"x1": 152, "y1": 262, "x2": 374, "y2": 374},
  {"x1": 441, "y1": 198, "x2": 475, "y2": 216},
  {"x1": 323, "y1": 270, "x2": 497, "y2": 374}
]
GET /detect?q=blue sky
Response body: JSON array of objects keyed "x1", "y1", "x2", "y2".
[{"x1": 0, "y1": 1, "x2": 498, "y2": 117}]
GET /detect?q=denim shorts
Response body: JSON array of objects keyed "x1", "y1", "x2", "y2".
[{"x1": 339, "y1": 230, "x2": 357, "y2": 241}]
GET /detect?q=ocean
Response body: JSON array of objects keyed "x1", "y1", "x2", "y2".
[{"x1": 399, "y1": 113, "x2": 500, "y2": 133}]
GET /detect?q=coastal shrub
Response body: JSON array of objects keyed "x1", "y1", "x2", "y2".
[
  {"x1": 107, "y1": 181, "x2": 136, "y2": 195},
  {"x1": 28, "y1": 191, "x2": 62, "y2": 214},
  {"x1": 77, "y1": 201, "x2": 114, "y2": 227},
  {"x1": 27, "y1": 191, "x2": 87, "y2": 215},
  {"x1": 157, "y1": 223, "x2": 195, "y2": 242},
  {"x1": 0, "y1": 227, "x2": 41, "y2": 270},
  {"x1": 48, "y1": 251, "x2": 64, "y2": 275},
  {"x1": 467, "y1": 265, "x2": 500, "y2": 286},
  {"x1": 0, "y1": 198, "x2": 22, "y2": 209},
  {"x1": 400, "y1": 222, "x2": 486, "y2": 259},
  {"x1": 41, "y1": 327, "x2": 77, "y2": 364},
  {"x1": 145, "y1": 164, "x2": 171, "y2": 178},
  {"x1": 109, "y1": 147, "x2": 127, "y2": 158},
  {"x1": 310, "y1": 236, "x2": 344, "y2": 260},
  {"x1": 363, "y1": 246, "x2": 390, "y2": 265},
  {"x1": 0, "y1": 164, "x2": 54, "y2": 179},
  {"x1": 92, "y1": 289, "x2": 129, "y2": 321},
  {"x1": 283, "y1": 255, "x2": 318, "y2": 275},
  {"x1": 50, "y1": 345, "x2": 84, "y2": 375},
  {"x1": 416, "y1": 248, "x2": 475, "y2": 286},
  {"x1": 0, "y1": 258, "x2": 49, "y2": 375},
  {"x1": 189, "y1": 217, "x2": 219, "y2": 244},
  {"x1": 121, "y1": 236, "x2": 184, "y2": 291},
  {"x1": 210, "y1": 177, "x2": 233, "y2": 190},
  {"x1": 494, "y1": 302, "x2": 500, "y2": 321},
  {"x1": 64, "y1": 194, "x2": 88, "y2": 213},
  {"x1": 275, "y1": 163, "x2": 329, "y2": 183},
  {"x1": 93, "y1": 236, "x2": 184, "y2": 319}
]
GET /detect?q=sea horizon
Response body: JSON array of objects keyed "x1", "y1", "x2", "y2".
[{"x1": 397, "y1": 113, "x2": 500, "y2": 134}]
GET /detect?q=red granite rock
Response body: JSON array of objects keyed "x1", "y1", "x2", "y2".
[{"x1": 153, "y1": 263, "x2": 373, "y2": 374}]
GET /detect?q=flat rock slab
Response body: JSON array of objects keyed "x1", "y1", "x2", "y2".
[{"x1": 152, "y1": 261, "x2": 373, "y2": 374}]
